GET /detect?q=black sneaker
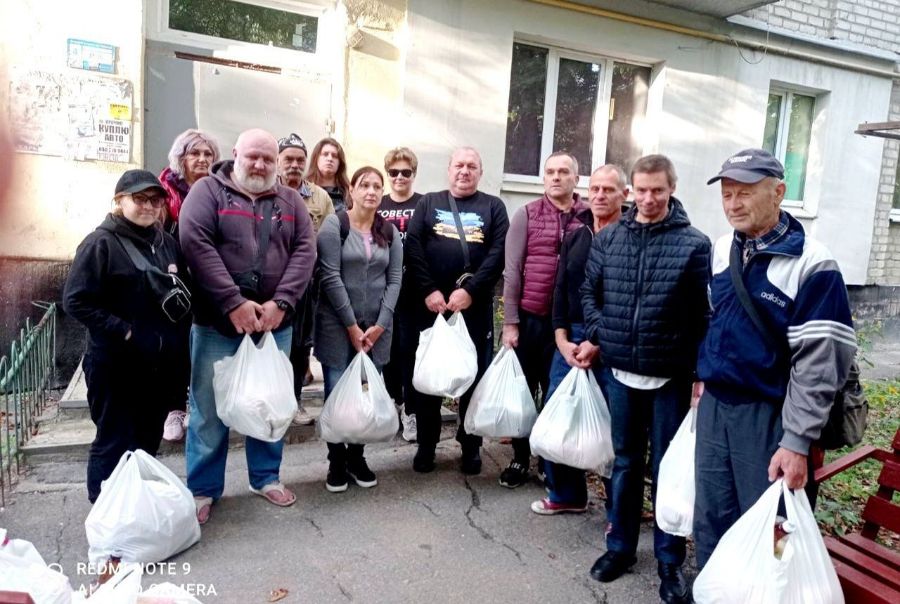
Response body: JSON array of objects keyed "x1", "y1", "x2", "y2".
[
  {"x1": 347, "y1": 458, "x2": 378, "y2": 488},
  {"x1": 499, "y1": 460, "x2": 529, "y2": 488},
  {"x1": 326, "y1": 466, "x2": 348, "y2": 493},
  {"x1": 589, "y1": 551, "x2": 637, "y2": 583},
  {"x1": 658, "y1": 562, "x2": 691, "y2": 604},
  {"x1": 460, "y1": 446, "x2": 482, "y2": 475},
  {"x1": 413, "y1": 445, "x2": 436, "y2": 473}
]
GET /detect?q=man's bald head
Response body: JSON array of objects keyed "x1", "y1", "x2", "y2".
[{"x1": 233, "y1": 128, "x2": 278, "y2": 194}]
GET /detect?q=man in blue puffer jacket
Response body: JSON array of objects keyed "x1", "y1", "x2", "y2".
[
  {"x1": 694, "y1": 149, "x2": 856, "y2": 569},
  {"x1": 581, "y1": 154, "x2": 710, "y2": 604}
]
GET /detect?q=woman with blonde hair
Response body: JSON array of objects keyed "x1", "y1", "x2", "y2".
[
  {"x1": 159, "y1": 128, "x2": 220, "y2": 236},
  {"x1": 64, "y1": 170, "x2": 191, "y2": 503}
]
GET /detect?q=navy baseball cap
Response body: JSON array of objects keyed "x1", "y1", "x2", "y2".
[
  {"x1": 707, "y1": 148, "x2": 785, "y2": 185},
  {"x1": 114, "y1": 169, "x2": 164, "y2": 195}
]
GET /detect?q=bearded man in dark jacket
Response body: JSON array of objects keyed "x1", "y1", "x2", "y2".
[{"x1": 580, "y1": 154, "x2": 710, "y2": 604}]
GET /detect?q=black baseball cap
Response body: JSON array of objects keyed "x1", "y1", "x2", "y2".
[
  {"x1": 278, "y1": 133, "x2": 307, "y2": 154},
  {"x1": 707, "y1": 148, "x2": 785, "y2": 185},
  {"x1": 114, "y1": 169, "x2": 165, "y2": 195}
]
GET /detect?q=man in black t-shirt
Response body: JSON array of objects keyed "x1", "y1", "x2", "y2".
[
  {"x1": 378, "y1": 147, "x2": 423, "y2": 443},
  {"x1": 405, "y1": 147, "x2": 509, "y2": 475}
]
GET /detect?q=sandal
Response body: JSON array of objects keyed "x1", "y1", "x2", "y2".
[
  {"x1": 194, "y1": 496, "x2": 213, "y2": 525},
  {"x1": 250, "y1": 482, "x2": 296, "y2": 507}
]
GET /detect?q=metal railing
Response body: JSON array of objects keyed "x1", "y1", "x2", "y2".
[{"x1": 0, "y1": 302, "x2": 57, "y2": 506}]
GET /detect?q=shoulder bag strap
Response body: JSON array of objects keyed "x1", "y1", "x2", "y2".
[
  {"x1": 253, "y1": 198, "x2": 275, "y2": 276},
  {"x1": 729, "y1": 241, "x2": 781, "y2": 349},
  {"x1": 114, "y1": 234, "x2": 152, "y2": 272},
  {"x1": 447, "y1": 191, "x2": 471, "y2": 272}
]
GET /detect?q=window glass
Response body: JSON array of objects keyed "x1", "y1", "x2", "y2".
[
  {"x1": 606, "y1": 62, "x2": 651, "y2": 174},
  {"x1": 504, "y1": 43, "x2": 549, "y2": 176},
  {"x1": 762, "y1": 93, "x2": 782, "y2": 155},
  {"x1": 784, "y1": 94, "x2": 814, "y2": 200},
  {"x1": 552, "y1": 58, "x2": 600, "y2": 177},
  {"x1": 169, "y1": 0, "x2": 318, "y2": 53},
  {"x1": 892, "y1": 160, "x2": 900, "y2": 210}
]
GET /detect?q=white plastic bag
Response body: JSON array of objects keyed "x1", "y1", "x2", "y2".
[
  {"x1": 85, "y1": 450, "x2": 200, "y2": 566},
  {"x1": 656, "y1": 408, "x2": 697, "y2": 536},
  {"x1": 317, "y1": 352, "x2": 399, "y2": 444},
  {"x1": 693, "y1": 479, "x2": 844, "y2": 604},
  {"x1": 529, "y1": 368, "x2": 614, "y2": 474},
  {"x1": 72, "y1": 563, "x2": 143, "y2": 604},
  {"x1": 464, "y1": 347, "x2": 537, "y2": 438},
  {"x1": 0, "y1": 529, "x2": 73, "y2": 604},
  {"x1": 412, "y1": 312, "x2": 477, "y2": 398},
  {"x1": 213, "y1": 331, "x2": 295, "y2": 442}
]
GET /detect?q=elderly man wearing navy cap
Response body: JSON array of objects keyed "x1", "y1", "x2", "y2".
[{"x1": 692, "y1": 148, "x2": 857, "y2": 568}]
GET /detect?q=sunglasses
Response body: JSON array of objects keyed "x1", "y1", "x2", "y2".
[
  {"x1": 131, "y1": 192, "x2": 166, "y2": 208},
  {"x1": 388, "y1": 169, "x2": 414, "y2": 178}
]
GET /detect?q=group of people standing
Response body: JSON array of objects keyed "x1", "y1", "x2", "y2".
[{"x1": 64, "y1": 124, "x2": 856, "y2": 602}]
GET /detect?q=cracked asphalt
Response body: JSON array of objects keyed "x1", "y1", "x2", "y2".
[{"x1": 2, "y1": 429, "x2": 674, "y2": 603}]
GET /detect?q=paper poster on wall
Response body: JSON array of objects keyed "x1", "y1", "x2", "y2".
[
  {"x1": 9, "y1": 67, "x2": 133, "y2": 163},
  {"x1": 67, "y1": 39, "x2": 117, "y2": 74}
]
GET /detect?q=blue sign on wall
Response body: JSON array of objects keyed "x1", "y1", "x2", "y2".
[{"x1": 67, "y1": 39, "x2": 117, "y2": 74}]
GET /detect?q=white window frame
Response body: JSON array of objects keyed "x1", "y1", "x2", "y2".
[
  {"x1": 146, "y1": 0, "x2": 332, "y2": 69},
  {"x1": 766, "y1": 87, "x2": 817, "y2": 209},
  {"x1": 502, "y1": 42, "x2": 651, "y2": 189}
]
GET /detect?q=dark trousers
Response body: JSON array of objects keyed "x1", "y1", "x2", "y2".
[
  {"x1": 289, "y1": 290, "x2": 315, "y2": 398},
  {"x1": 603, "y1": 367, "x2": 690, "y2": 565},
  {"x1": 510, "y1": 310, "x2": 555, "y2": 465},
  {"x1": 382, "y1": 309, "x2": 417, "y2": 414},
  {"x1": 694, "y1": 390, "x2": 818, "y2": 569},
  {"x1": 84, "y1": 351, "x2": 170, "y2": 503},
  {"x1": 414, "y1": 304, "x2": 495, "y2": 451}
]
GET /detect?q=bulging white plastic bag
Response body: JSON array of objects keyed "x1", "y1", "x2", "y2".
[
  {"x1": 0, "y1": 528, "x2": 73, "y2": 604},
  {"x1": 693, "y1": 479, "x2": 844, "y2": 604},
  {"x1": 464, "y1": 347, "x2": 537, "y2": 438},
  {"x1": 529, "y1": 368, "x2": 614, "y2": 475},
  {"x1": 85, "y1": 450, "x2": 200, "y2": 567},
  {"x1": 413, "y1": 312, "x2": 477, "y2": 398},
  {"x1": 213, "y1": 331, "x2": 295, "y2": 442},
  {"x1": 317, "y1": 352, "x2": 399, "y2": 444},
  {"x1": 656, "y1": 408, "x2": 697, "y2": 537}
]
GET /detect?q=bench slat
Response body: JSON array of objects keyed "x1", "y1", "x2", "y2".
[
  {"x1": 825, "y1": 536, "x2": 900, "y2": 589},
  {"x1": 862, "y1": 495, "x2": 900, "y2": 536},
  {"x1": 875, "y1": 457, "x2": 900, "y2": 492},
  {"x1": 831, "y1": 559, "x2": 898, "y2": 604},
  {"x1": 839, "y1": 533, "x2": 900, "y2": 569}
]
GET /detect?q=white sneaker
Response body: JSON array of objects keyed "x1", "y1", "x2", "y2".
[
  {"x1": 401, "y1": 407, "x2": 417, "y2": 442},
  {"x1": 292, "y1": 404, "x2": 314, "y2": 426},
  {"x1": 163, "y1": 410, "x2": 187, "y2": 441}
]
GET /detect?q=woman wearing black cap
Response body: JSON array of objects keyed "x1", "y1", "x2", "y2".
[{"x1": 64, "y1": 169, "x2": 192, "y2": 503}]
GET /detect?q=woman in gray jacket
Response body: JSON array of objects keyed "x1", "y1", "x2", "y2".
[{"x1": 315, "y1": 166, "x2": 403, "y2": 492}]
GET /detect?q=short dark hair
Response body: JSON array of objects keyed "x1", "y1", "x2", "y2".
[
  {"x1": 630, "y1": 154, "x2": 677, "y2": 187},
  {"x1": 545, "y1": 151, "x2": 579, "y2": 175}
]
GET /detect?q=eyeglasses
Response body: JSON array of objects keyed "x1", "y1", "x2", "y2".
[
  {"x1": 131, "y1": 192, "x2": 166, "y2": 208},
  {"x1": 388, "y1": 169, "x2": 414, "y2": 178}
]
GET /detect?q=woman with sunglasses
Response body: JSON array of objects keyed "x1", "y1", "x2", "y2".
[
  {"x1": 315, "y1": 166, "x2": 402, "y2": 492},
  {"x1": 377, "y1": 147, "x2": 422, "y2": 443},
  {"x1": 64, "y1": 170, "x2": 191, "y2": 504}
]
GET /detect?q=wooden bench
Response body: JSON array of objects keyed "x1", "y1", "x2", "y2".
[{"x1": 814, "y1": 427, "x2": 900, "y2": 603}]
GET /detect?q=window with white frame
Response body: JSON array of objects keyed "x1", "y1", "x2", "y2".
[
  {"x1": 762, "y1": 88, "x2": 816, "y2": 203},
  {"x1": 503, "y1": 42, "x2": 651, "y2": 182},
  {"x1": 892, "y1": 159, "x2": 900, "y2": 221}
]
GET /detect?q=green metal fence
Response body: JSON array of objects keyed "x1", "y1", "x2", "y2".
[{"x1": 0, "y1": 302, "x2": 57, "y2": 506}]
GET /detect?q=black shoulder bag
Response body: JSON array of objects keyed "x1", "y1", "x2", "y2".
[
  {"x1": 728, "y1": 242, "x2": 867, "y2": 450},
  {"x1": 115, "y1": 235, "x2": 191, "y2": 323},
  {"x1": 447, "y1": 192, "x2": 475, "y2": 289}
]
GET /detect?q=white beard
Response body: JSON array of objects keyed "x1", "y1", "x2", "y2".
[{"x1": 234, "y1": 161, "x2": 276, "y2": 194}]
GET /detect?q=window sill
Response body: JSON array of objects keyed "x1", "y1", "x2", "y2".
[
  {"x1": 782, "y1": 206, "x2": 817, "y2": 220},
  {"x1": 890, "y1": 209, "x2": 900, "y2": 223}
]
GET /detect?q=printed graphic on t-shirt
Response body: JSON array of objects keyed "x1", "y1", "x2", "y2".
[
  {"x1": 378, "y1": 207, "x2": 415, "y2": 240},
  {"x1": 432, "y1": 209, "x2": 484, "y2": 243}
]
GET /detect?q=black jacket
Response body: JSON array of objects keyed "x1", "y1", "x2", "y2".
[
  {"x1": 580, "y1": 197, "x2": 711, "y2": 378},
  {"x1": 64, "y1": 214, "x2": 191, "y2": 365},
  {"x1": 552, "y1": 208, "x2": 594, "y2": 331}
]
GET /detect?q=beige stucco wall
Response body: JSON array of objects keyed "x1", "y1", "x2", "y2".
[{"x1": 0, "y1": 0, "x2": 145, "y2": 260}]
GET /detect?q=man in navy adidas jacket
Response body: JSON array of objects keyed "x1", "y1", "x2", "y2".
[{"x1": 694, "y1": 148, "x2": 857, "y2": 568}]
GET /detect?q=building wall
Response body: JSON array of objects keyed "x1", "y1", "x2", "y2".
[
  {"x1": 402, "y1": 0, "x2": 893, "y2": 284},
  {"x1": 867, "y1": 81, "x2": 900, "y2": 285}
]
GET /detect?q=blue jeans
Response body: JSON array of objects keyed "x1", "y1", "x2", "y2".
[
  {"x1": 542, "y1": 323, "x2": 607, "y2": 506},
  {"x1": 186, "y1": 325, "x2": 292, "y2": 499},
  {"x1": 322, "y1": 354, "x2": 382, "y2": 466},
  {"x1": 603, "y1": 366, "x2": 690, "y2": 565}
]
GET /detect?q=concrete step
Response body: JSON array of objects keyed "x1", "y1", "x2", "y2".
[{"x1": 22, "y1": 400, "x2": 457, "y2": 464}]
